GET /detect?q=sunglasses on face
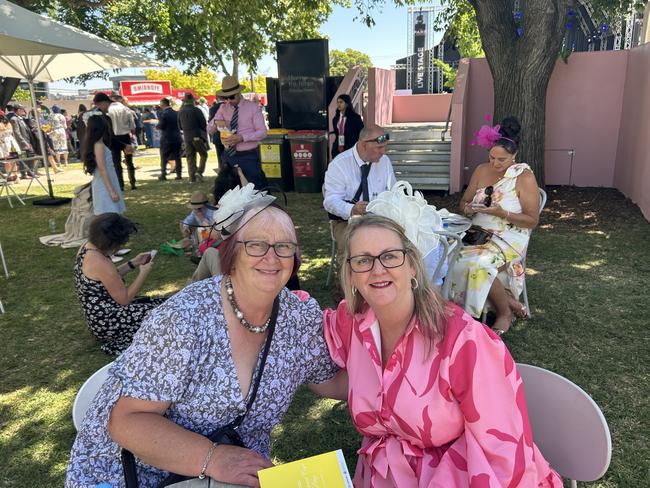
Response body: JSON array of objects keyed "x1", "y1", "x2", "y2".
[
  {"x1": 363, "y1": 133, "x2": 390, "y2": 144},
  {"x1": 484, "y1": 185, "x2": 493, "y2": 207},
  {"x1": 223, "y1": 95, "x2": 237, "y2": 100}
]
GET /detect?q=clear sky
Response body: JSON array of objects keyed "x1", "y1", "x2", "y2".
[{"x1": 49, "y1": 2, "x2": 444, "y2": 92}]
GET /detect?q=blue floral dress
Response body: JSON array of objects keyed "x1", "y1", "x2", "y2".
[{"x1": 65, "y1": 275, "x2": 338, "y2": 488}]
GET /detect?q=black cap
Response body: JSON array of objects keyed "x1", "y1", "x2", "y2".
[{"x1": 93, "y1": 92, "x2": 111, "y2": 104}]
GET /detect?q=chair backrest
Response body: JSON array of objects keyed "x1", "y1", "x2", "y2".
[
  {"x1": 517, "y1": 363, "x2": 611, "y2": 482},
  {"x1": 538, "y1": 187, "x2": 547, "y2": 214},
  {"x1": 431, "y1": 230, "x2": 463, "y2": 299},
  {"x1": 72, "y1": 362, "x2": 113, "y2": 431}
]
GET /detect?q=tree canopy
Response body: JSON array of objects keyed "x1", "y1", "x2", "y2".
[
  {"x1": 329, "y1": 48, "x2": 373, "y2": 78},
  {"x1": 143, "y1": 67, "x2": 267, "y2": 96}
]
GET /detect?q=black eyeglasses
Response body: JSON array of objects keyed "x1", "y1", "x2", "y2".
[
  {"x1": 223, "y1": 95, "x2": 237, "y2": 100},
  {"x1": 363, "y1": 133, "x2": 390, "y2": 144},
  {"x1": 348, "y1": 249, "x2": 408, "y2": 273},
  {"x1": 484, "y1": 185, "x2": 493, "y2": 207},
  {"x1": 237, "y1": 240, "x2": 297, "y2": 258}
]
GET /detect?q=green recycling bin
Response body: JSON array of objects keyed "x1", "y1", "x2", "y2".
[
  {"x1": 260, "y1": 129, "x2": 293, "y2": 191},
  {"x1": 287, "y1": 130, "x2": 328, "y2": 193}
]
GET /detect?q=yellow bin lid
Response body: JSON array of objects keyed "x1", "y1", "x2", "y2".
[{"x1": 267, "y1": 128, "x2": 290, "y2": 135}]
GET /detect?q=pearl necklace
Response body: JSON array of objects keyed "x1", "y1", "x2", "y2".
[{"x1": 225, "y1": 275, "x2": 271, "y2": 333}]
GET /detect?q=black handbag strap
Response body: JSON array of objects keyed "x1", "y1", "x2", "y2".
[
  {"x1": 121, "y1": 295, "x2": 280, "y2": 488},
  {"x1": 230, "y1": 296, "x2": 279, "y2": 429}
]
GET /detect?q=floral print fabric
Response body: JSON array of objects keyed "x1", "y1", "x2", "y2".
[
  {"x1": 449, "y1": 163, "x2": 533, "y2": 317},
  {"x1": 66, "y1": 275, "x2": 338, "y2": 488},
  {"x1": 50, "y1": 112, "x2": 68, "y2": 153},
  {"x1": 74, "y1": 247, "x2": 164, "y2": 355},
  {"x1": 324, "y1": 301, "x2": 562, "y2": 487}
]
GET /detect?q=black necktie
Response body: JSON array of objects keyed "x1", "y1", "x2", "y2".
[
  {"x1": 227, "y1": 105, "x2": 239, "y2": 156},
  {"x1": 361, "y1": 163, "x2": 371, "y2": 201}
]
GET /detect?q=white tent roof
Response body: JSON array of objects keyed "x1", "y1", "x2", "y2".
[{"x1": 0, "y1": 0, "x2": 164, "y2": 81}]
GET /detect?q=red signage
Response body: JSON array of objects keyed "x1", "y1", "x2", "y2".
[
  {"x1": 120, "y1": 80, "x2": 172, "y2": 105},
  {"x1": 120, "y1": 80, "x2": 172, "y2": 97},
  {"x1": 291, "y1": 143, "x2": 315, "y2": 177},
  {"x1": 172, "y1": 88, "x2": 197, "y2": 99}
]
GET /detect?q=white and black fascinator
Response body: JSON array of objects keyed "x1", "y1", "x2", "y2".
[{"x1": 214, "y1": 183, "x2": 276, "y2": 238}]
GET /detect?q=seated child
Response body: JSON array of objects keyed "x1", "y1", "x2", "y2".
[{"x1": 180, "y1": 190, "x2": 217, "y2": 255}]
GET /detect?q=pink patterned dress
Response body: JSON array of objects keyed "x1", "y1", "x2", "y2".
[{"x1": 323, "y1": 302, "x2": 562, "y2": 487}]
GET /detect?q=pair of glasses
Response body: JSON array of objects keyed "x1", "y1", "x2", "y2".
[
  {"x1": 363, "y1": 133, "x2": 390, "y2": 144},
  {"x1": 223, "y1": 95, "x2": 237, "y2": 100},
  {"x1": 484, "y1": 185, "x2": 493, "y2": 207},
  {"x1": 237, "y1": 240, "x2": 297, "y2": 258},
  {"x1": 348, "y1": 249, "x2": 408, "y2": 273}
]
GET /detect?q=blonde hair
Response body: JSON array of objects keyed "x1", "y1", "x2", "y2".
[{"x1": 340, "y1": 214, "x2": 449, "y2": 346}]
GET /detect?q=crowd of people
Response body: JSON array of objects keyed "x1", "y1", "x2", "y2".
[{"x1": 58, "y1": 71, "x2": 564, "y2": 486}]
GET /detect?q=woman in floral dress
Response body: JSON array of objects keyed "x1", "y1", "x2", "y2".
[
  {"x1": 50, "y1": 105, "x2": 69, "y2": 166},
  {"x1": 324, "y1": 214, "x2": 561, "y2": 487},
  {"x1": 448, "y1": 117, "x2": 540, "y2": 334}
]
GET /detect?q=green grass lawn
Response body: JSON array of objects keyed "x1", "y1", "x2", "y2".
[{"x1": 0, "y1": 167, "x2": 648, "y2": 487}]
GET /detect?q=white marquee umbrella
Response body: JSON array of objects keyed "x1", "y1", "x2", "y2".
[{"x1": 0, "y1": 0, "x2": 165, "y2": 203}]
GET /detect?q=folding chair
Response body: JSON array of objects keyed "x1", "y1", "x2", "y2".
[
  {"x1": 0, "y1": 242, "x2": 7, "y2": 313},
  {"x1": 72, "y1": 362, "x2": 114, "y2": 431},
  {"x1": 481, "y1": 187, "x2": 547, "y2": 322},
  {"x1": 0, "y1": 173, "x2": 25, "y2": 208},
  {"x1": 326, "y1": 220, "x2": 337, "y2": 289},
  {"x1": 517, "y1": 363, "x2": 611, "y2": 488},
  {"x1": 430, "y1": 230, "x2": 463, "y2": 300}
]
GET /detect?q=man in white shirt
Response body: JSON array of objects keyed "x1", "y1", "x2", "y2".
[
  {"x1": 108, "y1": 94, "x2": 137, "y2": 190},
  {"x1": 323, "y1": 125, "x2": 396, "y2": 264}
]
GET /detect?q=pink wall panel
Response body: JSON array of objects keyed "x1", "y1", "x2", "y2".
[
  {"x1": 459, "y1": 52, "x2": 629, "y2": 190},
  {"x1": 391, "y1": 94, "x2": 452, "y2": 123},
  {"x1": 462, "y1": 59, "x2": 494, "y2": 184},
  {"x1": 614, "y1": 43, "x2": 650, "y2": 220},
  {"x1": 545, "y1": 50, "x2": 627, "y2": 187},
  {"x1": 367, "y1": 68, "x2": 395, "y2": 127}
]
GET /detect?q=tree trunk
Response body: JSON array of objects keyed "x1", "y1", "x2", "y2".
[
  {"x1": 469, "y1": 0, "x2": 570, "y2": 187},
  {"x1": 231, "y1": 52, "x2": 239, "y2": 79}
]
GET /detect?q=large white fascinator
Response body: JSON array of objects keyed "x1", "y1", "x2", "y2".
[
  {"x1": 366, "y1": 181, "x2": 444, "y2": 257},
  {"x1": 214, "y1": 183, "x2": 276, "y2": 237}
]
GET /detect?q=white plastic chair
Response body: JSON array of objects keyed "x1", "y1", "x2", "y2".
[
  {"x1": 0, "y1": 242, "x2": 8, "y2": 313},
  {"x1": 481, "y1": 187, "x2": 547, "y2": 322},
  {"x1": 431, "y1": 230, "x2": 463, "y2": 300},
  {"x1": 326, "y1": 220, "x2": 337, "y2": 288},
  {"x1": 517, "y1": 363, "x2": 612, "y2": 487},
  {"x1": 72, "y1": 362, "x2": 113, "y2": 431}
]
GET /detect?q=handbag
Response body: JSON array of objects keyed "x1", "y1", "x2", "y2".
[
  {"x1": 462, "y1": 225, "x2": 492, "y2": 246},
  {"x1": 121, "y1": 297, "x2": 280, "y2": 488}
]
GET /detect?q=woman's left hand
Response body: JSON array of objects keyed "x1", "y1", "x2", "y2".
[{"x1": 473, "y1": 204, "x2": 507, "y2": 219}]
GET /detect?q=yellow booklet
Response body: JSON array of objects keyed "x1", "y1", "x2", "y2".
[{"x1": 258, "y1": 449, "x2": 353, "y2": 488}]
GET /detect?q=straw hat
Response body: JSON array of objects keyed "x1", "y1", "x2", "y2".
[
  {"x1": 188, "y1": 191, "x2": 209, "y2": 209},
  {"x1": 217, "y1": 76, "x2": 244, "y2": 97}
]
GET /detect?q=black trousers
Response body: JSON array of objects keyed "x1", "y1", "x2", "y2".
[
  {"x1": 160, "y1": 140, "x2": 182, "y2": 178},
  {"x1": 222, "y1": 149, "x2": 267, "y2": 190},
  {"x1": 184, "y1": 138, "x2": 208, "y2": 181},
  {"x1": 111, "y1": 134, "x2": 136, "y2": 190}
]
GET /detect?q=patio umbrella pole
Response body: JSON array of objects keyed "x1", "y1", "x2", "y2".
[{"x1": 28, "y1": 77, "x2": 70, "y2": 206}]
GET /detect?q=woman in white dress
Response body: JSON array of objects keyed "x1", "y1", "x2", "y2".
[{"x1": 82, "y1": 114, "x2": 125, "y2": 215}]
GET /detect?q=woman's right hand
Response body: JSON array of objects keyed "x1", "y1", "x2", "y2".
[
  {"x1": 138, "y1": 259, "x2": 154, "y2": 276},
  {"x1": 110, "y1": 190, "x2": 120, "y2": 202},
  {"x1": 208, "y1": 445, "x2": 274, "y2": 487},
  {"x1": 462, "y1": 202, "x2": 477, "y2": 217}
]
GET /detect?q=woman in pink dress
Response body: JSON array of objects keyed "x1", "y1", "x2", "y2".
[{"x1": 324, "y1": 213, "x2": 562, "y2": 487}]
